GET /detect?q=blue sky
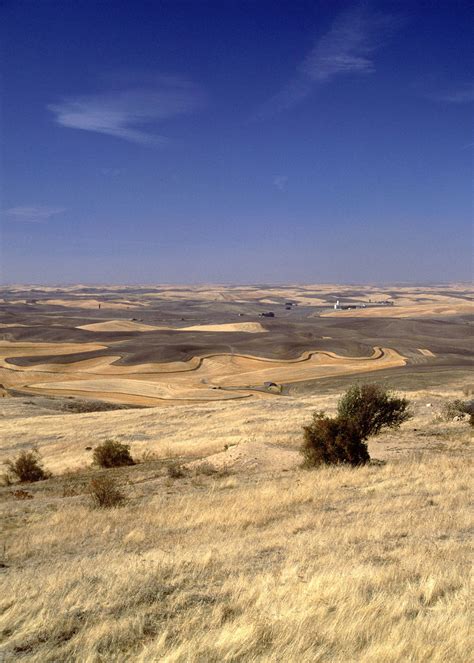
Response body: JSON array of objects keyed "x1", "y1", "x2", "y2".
[{"x1": 1, "y1": 0, "x2": 472, "y2": 284}]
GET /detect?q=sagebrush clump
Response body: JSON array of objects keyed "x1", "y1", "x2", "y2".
[
  {"x1": 441, "y1": 399, "x2": 474, "y2": 426},
  {"x1": 167, "y1": 461, "x2": 186, "y2": 478},
  {"x1": 302, "y1": 412, "x2": 370, "y2": 467},
  {"x1": 88, "y1": 475, "x2": 126, "y2": 508},
  {"x1": 4, "y1": 449, "x2": 51, "y2": 484},
  {"x1": 337, "y1": 383, "x2": 411, "y2": 439},
  {"x1": 302, "y1": 383, "x2": 412, "y2": 467},
  {"x1": 92, "y1": 439, "x2": 135, "y2": 468}
]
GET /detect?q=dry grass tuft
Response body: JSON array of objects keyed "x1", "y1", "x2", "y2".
[
  {"x1": 11, "y1": 489, "x2": 34, "y2": 501},
  {"x1": 88, "y1": 475, "x2": 127, "y2": 508}
]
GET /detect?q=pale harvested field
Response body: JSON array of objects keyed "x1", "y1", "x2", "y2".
[
  {"x1": 0, "y1": 390, "x2": 472, "y2": 662},
  {"x1": 0, "y1": 341, "x2": 107, "y2": 364},
  {"x1": 0, "y1": 323, "x2": 29, "y2": 328},
  {"x1": 175, "y1": 322, "x2": 267, "y2": 333},
  {"x1": 77, "y1": 320, "x2": 166, "y2": 332},
  {"x1": 322, "y1": 303, "x2": 473, "y2": 318},
  {"x1": 43, "y1": 299, "x2": 146, "y2": 310},
  {"x1": 6, "y1": 282, "x2": 471, "y2": 309},
  {"x1": 77, "y1": 321, "x2": 267, "y2": 333},
  {"x1": 418, "y1": 349, "x2": 436, "y2": 358},
  {"x1": 0, "y1": 341, "x2": 405, "y2": 405}
]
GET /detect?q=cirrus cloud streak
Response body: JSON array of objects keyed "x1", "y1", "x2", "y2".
[
  {"x1": 257, "y1": 5, "x2": 397, "y2": 118},
  {"x1": 4, "y1": 206, "x2": 67, "y2": 223},
  {"x1": 48, "y1": 75, "x2": 206, "y2": 146}
]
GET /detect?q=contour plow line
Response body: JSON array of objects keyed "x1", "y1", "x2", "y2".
[
  {"x1": 3, "y1": 344, "x2": 388, "y2": 376},
  {"x1": 0, "y1": 344, "x2": 407, "y2": 405}
]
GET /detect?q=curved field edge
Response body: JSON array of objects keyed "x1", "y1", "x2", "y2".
[
  {"x1": 2, "y1": 344, "x2": 389, "y2": 374},
  {"x1": 0, "y1": 345, "x2": 405, "y2": 404}
]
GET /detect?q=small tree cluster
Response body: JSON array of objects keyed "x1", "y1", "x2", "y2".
[
  {"x1": 92, "y1": 440, "x2": 135, "y2": 468},
  {"x1": 302, "y1": 383, "x2": 411, "y2": 467},
  {"x1": 4, "y1": 449, "x2": 51, "y2": 484}
]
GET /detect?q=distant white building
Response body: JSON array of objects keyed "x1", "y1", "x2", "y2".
[{"x1": 334, "y1": 300, "x2": 340, "y2": 310}]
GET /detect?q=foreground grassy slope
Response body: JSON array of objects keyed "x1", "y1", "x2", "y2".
[
  {"x1": 1, "y1": 438, "x2": 471, "y2": 662},
  {"x1": 0, "y1": 387, "x2": 470, "y2": 473}
]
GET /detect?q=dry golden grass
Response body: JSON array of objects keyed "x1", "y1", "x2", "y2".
[
  {"x1": 0, "y1": 389, "x2": 469, "y2": 474},
  {"x1": 0, "y1": 386, "x2": 472, "y2": 662},
  {"x1": 0, "y1": 393, "x2": 320, "y2": 473},
  {"x1": 1, "y1": 451, "x2": 471, "y2": 662}
]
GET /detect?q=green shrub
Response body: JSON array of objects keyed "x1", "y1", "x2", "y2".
[
  {"x1": 92, "y1": 439, "x2": 135, "y2": 468},
  {"x1": 4, "y1": 449, "x2": 51, "y2": 483},
  {"x1": 88, "y1": 475, "x2": 126, "y2": 508},
  {"x1": 302, "y1": 412, "x2": 369, "y2": 467},
  {"x1": 301, "y1": 384, "x2": 412, "y2": 467},
  {"x1": 337, "y1": 383, "x2": 411, "y2": 439}
]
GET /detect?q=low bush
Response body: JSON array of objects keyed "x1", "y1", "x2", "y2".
[
  {"x1": 302, "y1": 383, "x2": 412, "y2": 467},
  {"x1": 337, "y1": 383, "x2": 411, "y2": 439},
  {"x1": 441, "y1": 399, "x2": 474, "y2": 425},
  {"x1": 193, "y1": 461, "x2": 219, "y2": 476},
  {"x1": 88, "y1": 475, "x2": 126, "y2": 508},
  {"x1": 11, "y1": 489, "x2": 34, "y2": 500},
  {"x1": 302, "y1": 412, "x2": 369, "y2": 467},
  {"x1": 61, "y1": 481, "x2": 83, "y2": 498},
  {"x1": 167, "y1": 461, "x2": 186, "y2": 478},
  {"x1": 192, "y1": 461, "x2": 231, "y2": 477},
  {"x1": 92, "y1": 440, "x2": 135, "y2": 468},
  {"x1": 4, "y1": 449, "x2": 51, "y2": 484}
]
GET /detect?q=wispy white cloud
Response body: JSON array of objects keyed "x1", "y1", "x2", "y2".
[
  {"x1": 4, "y1": 206, "x2": 66, "y2": 223},
  {"x1": 273, "y1": 175, "x2": 288, "y2": 191},
  {"x1": 257, "y1": 5, "x2": 395, "y2": 117},
  {"x1": 48, "y1": 75, "x2": 206, "y2": 145}
]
